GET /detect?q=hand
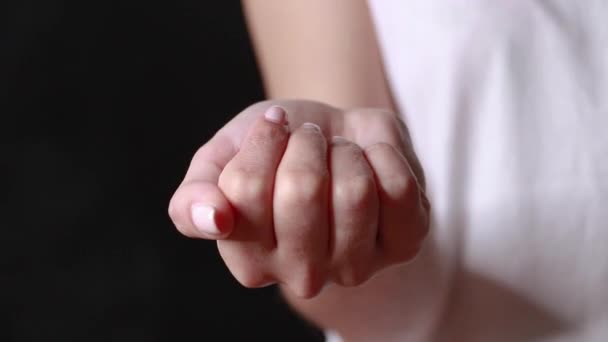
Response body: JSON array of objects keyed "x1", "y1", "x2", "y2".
[{"x1": 168, "y1": 100, "x2": 430, "y2": 298}]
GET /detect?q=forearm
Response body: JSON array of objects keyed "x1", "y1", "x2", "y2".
[{"x1": 242, "y1": 0, "x2": 394, "y2": 111}]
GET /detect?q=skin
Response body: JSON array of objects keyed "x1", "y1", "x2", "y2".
[{"x1": 169, "y1": 1, "x2": 432, "y2": 340}]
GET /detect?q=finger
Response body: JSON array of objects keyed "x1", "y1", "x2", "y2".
[
  {"x1": 217, "y1": 106, "x2": 290, "y2": 287},
  {"x1": 168, "y1": 133, "x2": 236, "y2": 240},
  {"x1": 273, "y1": 123, "x2": 330, "y2": 298},
  {"x1": 364, "y1": 143, "x2": 430, "y2": 266},
  {"x1": 329, "y1": 136, "x2": 379, "y2": 287}
]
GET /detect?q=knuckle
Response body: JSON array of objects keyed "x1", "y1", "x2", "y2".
[
  {"x1": 337, "y1": 227, "x2": 373, "y2": 261},
  {"x1": 336, "y1": 266, "x2": 371, "y2": 287},
  {"x1": 347, "y1": 234, "x2": 371, "y2": 257},
  {"x1": 393, "y1": 195, "x2": 430, "y2": 244},
  {"x1": 386, "y1": 173, "x2": 419, "y2": 207},
  {"x1": 331, "y1": 251, "x2": 374, "y2": 287},
  {"x1": 228, "y1": 263, "x2": 272, "y2": 289},
  {"x1": 334, "y1": 175, "x2": 376, "y2": 212},
  {"x1": 291, "y1": 263, "x2": 324, "y2": 298},
  {"x1": 219, "y1": 168, "x2": 267, "y2": 203},
  {"x1": 236, "y1": 273, "x2": 271, "y2": 289},
  {"x1": 277, "y1": 170, "x2": 327, "y2": 205},
  {"x1": 249, "y1": 123, "x2": 287, "y2": 148},
  {"x1": 386, "y1": 244, "x2": 422, "y2": 265},
  {"x1": 219, "y1": 244, "x2": 275, "y2": 288}
]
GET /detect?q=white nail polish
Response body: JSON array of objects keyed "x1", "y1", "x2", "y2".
[
  {"x1": 302, "y1": 122, "x2": 321, "y2": 132},
  {"x1": 191, "y1": 204, "x2": 220, "y2": 235},
  {"x1": 331, "y1": 136, "x2": 350, "y2": 144},
  {"x1": 264, "y1": 106, "x2": 286, "y2": 124}
]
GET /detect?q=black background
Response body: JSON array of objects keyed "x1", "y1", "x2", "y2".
[{"x1": 2, "y1": 1, "x2": 322, "y2": 340}]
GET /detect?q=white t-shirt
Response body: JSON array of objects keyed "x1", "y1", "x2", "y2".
[{"x1": 347, "y1": 1, "x2": 608, "y2": 341}]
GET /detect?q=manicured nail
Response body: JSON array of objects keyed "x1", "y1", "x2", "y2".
[
  {"x1": 331, "y1": 136, "x2": 350, "y2": 144},
  {"x1": 264, "y1": 106, "x2": 286, "y2": 124},
  {"x1": 302, "y1": 122, "x2": 321, "y2": 132},
  {"x1": 191, "y1": 204, "x2": 220, "y2": 235}
]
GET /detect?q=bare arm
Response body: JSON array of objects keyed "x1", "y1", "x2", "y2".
[{"x1": 242, "y1": 0, "x2": 393, "y2": 110}]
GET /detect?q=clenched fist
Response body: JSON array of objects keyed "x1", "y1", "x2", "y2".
[{"x1": 168, "y1": 100, "x2": 430, "y2": 298}]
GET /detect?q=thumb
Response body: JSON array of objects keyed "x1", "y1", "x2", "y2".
[{"x1": 168, "y1": 133, "x2": 236, "y2": 240}]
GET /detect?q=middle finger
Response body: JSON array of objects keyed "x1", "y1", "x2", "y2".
[{"x1": 273, "y1": 123, "x2": 330, "y2": 298}]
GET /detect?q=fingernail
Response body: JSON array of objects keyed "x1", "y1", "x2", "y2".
[
  {"x1": 264, "y1": 106, "x2": 286, "y2": 124},
  {"x1": 302, "y1": 122, "x2": 321, "y2": 132},
  {"x1": 331, "y1": 136, "x2": 350, "y2": 144},
  {"x1": 191, "y1": 204, "x2": 220, "y2": 235}
]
